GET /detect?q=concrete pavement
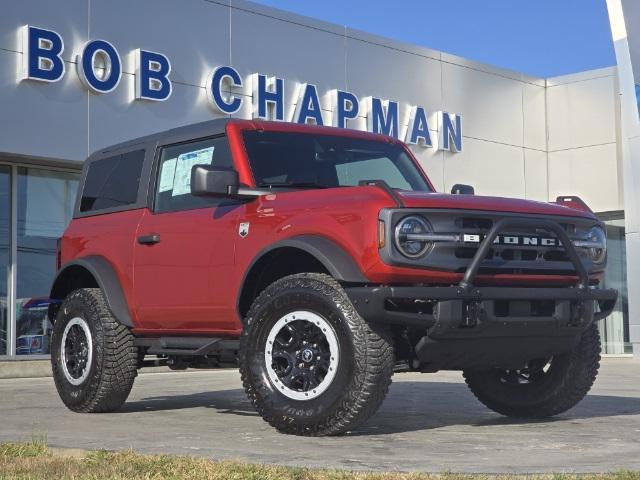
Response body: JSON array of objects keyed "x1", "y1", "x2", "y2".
[{"x1": 1, "y1": 358, "x2": 639, "y2": 473}]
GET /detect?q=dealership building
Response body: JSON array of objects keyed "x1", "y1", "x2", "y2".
[{"x1": 1, "y1": 0, "x2": 639, "y2": 362}]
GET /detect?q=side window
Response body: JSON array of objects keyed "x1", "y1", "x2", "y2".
[
  {"x1": 80, "y1": 150, "x2": 145, "y2": 213},
  {"x1": 154, "y1": 136, "x2": 232, "y2": 213}
]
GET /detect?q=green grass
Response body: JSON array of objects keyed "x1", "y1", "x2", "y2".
[
  {"x1": 0, "y1": 441, "x2": 639, "y2": 480},
  {"x1": 0, "y1": 438, "x2": 48, "y2": 458}
]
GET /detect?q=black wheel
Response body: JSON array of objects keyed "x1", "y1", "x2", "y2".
[
  {"x1": 463, "y1": 324, "x2": 601, "y2": 418},
  {"x1": 239, "y1": 273, "x2": 394, "y2": 436},
  {"x1": 51, "y1": 288, "x2": 138, "y2": 413}
]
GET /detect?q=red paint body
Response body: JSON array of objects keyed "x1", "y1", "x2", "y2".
[{"x1": 60, "y1": 120, "x2": 599, "y2": 337}]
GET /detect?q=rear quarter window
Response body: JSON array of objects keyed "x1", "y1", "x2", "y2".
[{"x1": 79, "y1": 150, "x2": 145, "y2": 213}]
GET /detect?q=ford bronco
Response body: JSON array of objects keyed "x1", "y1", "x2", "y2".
[{"x1": 49, "y1": 119, "x2": 617, "y2": 436}]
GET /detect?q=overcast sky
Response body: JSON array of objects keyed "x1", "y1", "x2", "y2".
[{"x1": 253, "y1": 0, "x2": 616, "y2": 78}]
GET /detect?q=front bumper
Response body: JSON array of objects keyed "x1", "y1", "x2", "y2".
[
  {"x1": 346, "y1": 284, "x2": 618, "y2": 335},
  {"x1": 345, "y1": 216, "x2": 618, "y2": 370}
]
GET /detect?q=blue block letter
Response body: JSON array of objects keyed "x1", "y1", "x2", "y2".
[
  {"x1": 207, "y1": 66, "x2": 243, "y2": 114},
  {"x1": 366, "y1": 97, "x2": 399, "y2": 138},
  {"x1": 77, "y1": 39, "x2": 122, "y2": 93},
  {"x1": 405, "y1": 106, "x2": 432, "y2": 147},
  {"x1": 438, "y1": 112, "x2": 463, "y2": 152},
  {"x1": 331, "y1": 90, "x2": 359, "y2": 129},
  {"x1": 135, "y1": 49, "x2": 172, "y2": 101},
  {"x1": 252, "y1": 74, "x2": 284, "y2": 121},
  {"x1": 293, "y1": 84, "x2": 324, "y2": 125},
  {"x1": 21, "y1": 25, "x2": 65, "y2": 82}
]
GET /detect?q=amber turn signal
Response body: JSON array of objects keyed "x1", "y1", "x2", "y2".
[{"x1": 378, "y1": 220, "x2": 385, "y2": 248}]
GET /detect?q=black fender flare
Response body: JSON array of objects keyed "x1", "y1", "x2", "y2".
[
  {"x1": 237, "y1": 235, "x2": 368, "y2": 316},
  {"x1": 249, "y1": 235, "x2": 368, "y2": 284},
  {"x1": 49, "y1": 256, "x2": 134, "y2": 327}
]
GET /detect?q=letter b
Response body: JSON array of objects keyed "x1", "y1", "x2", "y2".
[{"x1": 21, "y1": 25, "x2": 65, "y2": 82}]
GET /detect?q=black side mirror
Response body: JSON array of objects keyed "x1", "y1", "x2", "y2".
[
  {"x1": 191, "y1": 165, "x2": 239, "y2": 197},
  {"x1": 451, "y1": 184, "x2": 475, "y2": 195}
]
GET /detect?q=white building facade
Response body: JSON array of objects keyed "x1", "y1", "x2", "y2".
[{"x1": 0, "y1": 0, "x2": 634, "y2": 360}]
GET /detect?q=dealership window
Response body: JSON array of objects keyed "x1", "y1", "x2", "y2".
[
  {"x1": 0, "y1": 163, "x2": 80, "y2": 358},
  {"x1": 597, "y1": 211, "x2": 631, "y2": 354},
  {"x1": 0, "y1": 166, "x2": 10, "y2": 356}
]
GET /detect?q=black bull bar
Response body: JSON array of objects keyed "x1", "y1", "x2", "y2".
[{"x1": 346, "y1": 217, "x2": 618, "y2": 335}]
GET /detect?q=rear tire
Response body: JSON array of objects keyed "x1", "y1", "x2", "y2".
[
  {"x1": 463, "y1": 323, "x2": 601, "y2": 418},
  {"x1": 239, "y1": 273, "x2": 394, "y2": 436},
  {"x1": 51, "y1": 288, "x2": 138, "y2": 413}
]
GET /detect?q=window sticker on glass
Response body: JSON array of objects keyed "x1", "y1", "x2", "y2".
[
  {"x1": 171, "y1": 147, "x2": 214, "y2": 196},
  {"x1": 158, "y1": 158, "x2": 177, "y2": 193}
]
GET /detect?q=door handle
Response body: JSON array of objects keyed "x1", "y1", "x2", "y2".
[{"x1": 137, "y1": 233, "x2": 161, "y2": 245}]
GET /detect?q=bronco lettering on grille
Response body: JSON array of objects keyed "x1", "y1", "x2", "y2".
[{"x1": 462, "y1": 233, "x2": 558, "y2": 247}]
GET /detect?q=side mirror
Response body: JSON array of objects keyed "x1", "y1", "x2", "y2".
[
  {"x1": 191, "y1": 165, "x2": 239, "y2": 197},
  {"x1": 451, "y1": 184, "x2": 475, "y2": 195}
]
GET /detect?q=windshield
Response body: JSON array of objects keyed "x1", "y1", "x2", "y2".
[{"x1": 242, "y1": 130, "x2": 432, "y2": 191}]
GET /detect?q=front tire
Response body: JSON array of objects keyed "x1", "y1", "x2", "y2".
[
  {"x1": 51, "y1": 288, "x2": 138, "y2": 413},
  {"x1": 463, "y1": 324, "x2": 601, "y2": 418},
  {"x1": 239, "y1": 273, "x2": 394, "y2": 436}
]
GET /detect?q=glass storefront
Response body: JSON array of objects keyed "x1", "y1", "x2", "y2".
[
  {"x1": 598, "y1": 212, "x2": 631, "y2": 354},
  {"x1": 0, "y1": 163, "x2": 80, "y2": 358},
  {"x1": 0, "y1": 166, "x2": 10, "y2": 356}
]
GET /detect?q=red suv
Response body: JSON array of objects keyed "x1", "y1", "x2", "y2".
[{"x1": 49, "y1": 119, "x2": 617, "y2": 436}]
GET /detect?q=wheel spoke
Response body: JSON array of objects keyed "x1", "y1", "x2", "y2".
[
  {"x1": 265, "y1": 312, "x2": 339, "y2": 400},
  {"x1": 498, "y1": 357, "x2": 553, "y2": 385},
  {"x1": 62, "y1": 321, "x2": 92, "y2": 382}
]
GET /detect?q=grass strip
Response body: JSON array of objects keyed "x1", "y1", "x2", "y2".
[{"x1": 1, "y1": 441, "x2": 639, "y2": 480}]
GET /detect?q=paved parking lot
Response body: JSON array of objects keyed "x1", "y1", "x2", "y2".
[{"x1": 1, "y1": 358, "x2": 639, "y2": 474}]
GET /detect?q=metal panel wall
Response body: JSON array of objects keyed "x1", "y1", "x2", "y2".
[{"x1": 0, "y1": 0, "x2": 620, "y2": 211}]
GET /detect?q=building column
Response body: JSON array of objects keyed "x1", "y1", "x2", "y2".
[{"x1": 606, "y1": 0, "x2": 640, "y2": 356}]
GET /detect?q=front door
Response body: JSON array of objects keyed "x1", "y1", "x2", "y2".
[{"x1": 133, "y1": 135, "x2": 241, "y2": 334}]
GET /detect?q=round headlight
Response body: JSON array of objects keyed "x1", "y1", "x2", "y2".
[
  {"x1": 394, "y1": 216, "x2": 432, "y2": 258},
  {"x1": 584, "y1": 226, "x2": 607, "y2": 264}
]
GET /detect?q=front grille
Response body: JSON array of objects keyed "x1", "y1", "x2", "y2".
[
  {"x1": 455, "y1": 247, "x2": 494, "y2": 259},
  {"x1": 381, "y1": 208, "x2": 599, "y2": 275},
  {"x1": 452, "y1": 215, "x2": 577, "y2": 267}
]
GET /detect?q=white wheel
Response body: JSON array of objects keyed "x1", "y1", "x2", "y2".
[
  {"x1": 264, "y1": 310, "x2": 339, "y2": 401},
  {"x1": 60, "y1": 317, "x2": 93, "y2": 386}
]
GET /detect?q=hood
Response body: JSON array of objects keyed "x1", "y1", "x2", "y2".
[{"x1": 397, "y1": 191, "x2": 596, "y2": 219}]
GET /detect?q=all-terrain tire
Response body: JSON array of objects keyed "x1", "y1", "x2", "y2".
[
  {"x1": 463, "y1": 323, "x2": 601, "y2": 418},
  {"x1": 51, "y1": 288, "x2": 138, "y2": 413},
  {"x1": 239, "y1": 273, "x2": 394, "y2": 436}
]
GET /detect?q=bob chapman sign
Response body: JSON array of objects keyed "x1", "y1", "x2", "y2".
[{"x1": 19, "y1": 25, "x2": 463, "y2": 152}]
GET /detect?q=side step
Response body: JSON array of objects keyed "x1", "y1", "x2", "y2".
[{"x1": 134, "y1": 336, "x2": 240, "y2": 357}]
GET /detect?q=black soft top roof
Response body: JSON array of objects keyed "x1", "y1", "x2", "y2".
[{"x1": 95, "y1": 118, "x2": 232, "y2": 156}]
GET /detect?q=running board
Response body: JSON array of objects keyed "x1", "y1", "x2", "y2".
[{"x1": 134, "y1": 337, "x2": 240, "y2": 356}]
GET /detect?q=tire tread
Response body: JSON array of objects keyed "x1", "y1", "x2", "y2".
[
  {"x1": 239, "y1": 273, "x2": 394, "y2": 436},
  {"x1": 52, "y1": 288, "x2": 138, "y2": 413}
]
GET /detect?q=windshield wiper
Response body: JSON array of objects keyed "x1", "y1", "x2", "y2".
[{"x1": 257, "y1": 182, "x2": 331, "y2": 189}]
